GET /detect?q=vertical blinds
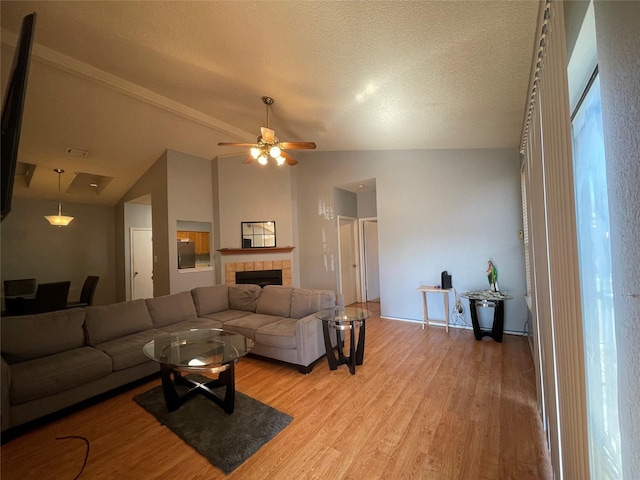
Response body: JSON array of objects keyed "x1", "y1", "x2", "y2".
[{"x1": 520, "y1": 1, "x2": 590, "y2": 479}]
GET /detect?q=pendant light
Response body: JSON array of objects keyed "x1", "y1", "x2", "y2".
[{"x1": 44, "y1": 168, "x2": 74, "y2": 226}]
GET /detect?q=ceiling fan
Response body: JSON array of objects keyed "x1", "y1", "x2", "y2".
[{"x1": 218, "y1": 96, "x2": 316, "y2": 166}]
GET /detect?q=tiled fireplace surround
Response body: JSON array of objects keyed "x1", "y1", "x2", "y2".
[{"x1": 224, "y1": 260, "x2": 292, "y2": 286}]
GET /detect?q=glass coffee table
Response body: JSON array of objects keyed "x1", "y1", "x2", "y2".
[
  {"x1": 143, "y1": 328, "x2": 253, "y2": 414},
  {"x1": 316, "y1": 307, "x2": 372, "y2": 374}
]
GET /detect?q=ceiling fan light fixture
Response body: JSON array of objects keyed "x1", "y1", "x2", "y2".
[
  {"x1": 269, "y1": 145, "x2": 281, "y2": 158},
  {"x1": 258, "y1": 154, "x2": 269, "y2": 166},
  {"x1": 250, "y1": 146, "x2": 261, "y2": 159},
  {"x1": 276, "y1": 155, "x2": 286, "y2": 166}
]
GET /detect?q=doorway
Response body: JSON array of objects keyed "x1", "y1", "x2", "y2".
[
  {"x1": 360, "y1": 218, "x2": 380, "y2": 302},
  {"x1": 131, "y1": 228, "x2": 153, "y2": 300},
  {"x1": 337, "y1": 216, "x2": 360, "y2": 306}
]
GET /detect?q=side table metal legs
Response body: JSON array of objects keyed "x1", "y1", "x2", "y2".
[
  {"x1": 469, "y1": 299, "x2": 505, "y2": 342},
  {"x1": 321, "y1": 320, "x2": 366, "y2": 374}
]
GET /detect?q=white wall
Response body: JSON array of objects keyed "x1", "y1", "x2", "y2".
[
  {"x1": 296, "y1": 148, "x2": 527, "y2": 332},
  {"x1": 0, "y1": 197, "x2": 116, "y2": 306},
  {"x1": 594, "y1": 1, "x2": 640, "y2": 477}
]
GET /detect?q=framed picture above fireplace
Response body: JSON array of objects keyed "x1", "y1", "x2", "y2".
[{"x1": 241, "y1": 221, "x2": 276, "y2": 248}]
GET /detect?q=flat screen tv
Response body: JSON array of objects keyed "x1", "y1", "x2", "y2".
[{"x1": 1, "y1": 12, "x2": 37, "y2": 221}]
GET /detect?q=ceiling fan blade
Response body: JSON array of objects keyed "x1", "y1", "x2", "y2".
[
  {"x1": 281, "y1": 151, "x2": 298, "y2": 166},
  {"x1": 261, "y1": 127, "x2": 275, "y2": 143},
  {"x1": 242, "y1": 155, "x2": 254, "y2": 164},
  {"x1": 218, "y1": 142, "x2": 256, "y2": 147},
  {"x1": 279, "y1": 142, "x2": 316, "y2": 150}
]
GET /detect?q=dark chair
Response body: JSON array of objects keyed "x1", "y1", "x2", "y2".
[
  {"x1": 30, "y1": 281, "x2": 71, "y2": 314},
  {"x1": 67, "y1": 276, "x2": 99, "y2": 308},
  {"x1": 4, "y1": 278, "x2": 37, "y2": 297},
  {"x1": 3, "y1": 278, "x2": 37, "y2": 316}
]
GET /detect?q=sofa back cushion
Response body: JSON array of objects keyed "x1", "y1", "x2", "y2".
[
  {"x1": 256, "y1": 286, "x2": 293, "y2": 318},
  {"x1": 85, "y1": 299, "x2": 153, "y2": 346},
  {"x1": 290, "y1": 288, "x2": 337, "y2": 319},
  {"x1": 1, "y1": 309, "x2": 87, "y2": 364},
  {"x1": 191, "y1": 285, "x2": 229, "y2": 316},
  {"x1": 228, "y1": 284, "x2": 262, "y2": 312},
  {"x1": 146, "y1": 291, "x2": 197, "y2": 328}
]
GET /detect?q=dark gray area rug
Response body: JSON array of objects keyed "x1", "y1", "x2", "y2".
[{"x1": 133, "y1": 376, "x2": 293, "y2": 474}]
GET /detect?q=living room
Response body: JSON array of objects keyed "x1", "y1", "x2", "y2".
[{"x1": 1, "y1": 2, "x2": 639, "y2": 479}]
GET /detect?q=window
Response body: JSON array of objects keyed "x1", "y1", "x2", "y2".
[{"x1": 571, "y1": 71, "x2": 622, "y2": 479}]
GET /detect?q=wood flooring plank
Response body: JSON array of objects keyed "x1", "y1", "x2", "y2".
[{"x1": 1, "y1": 302, "x2": 551, "y2": 479}]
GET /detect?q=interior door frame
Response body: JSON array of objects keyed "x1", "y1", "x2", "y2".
[
  {"x1": 358, "y1": 217, "x2": 379, "y2": 302},
  {"x1": 337, "y1": 215, "x2": 361, "y2": 304}
]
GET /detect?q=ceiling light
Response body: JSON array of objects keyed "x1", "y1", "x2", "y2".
[
  {"x1": 44, "y1": 168, "x2": 74, "y2": 226},
  {"x1": 250, "y1": 147, "x2": 261, "y2": 159},
  {"x1": 258, "y1": 154, "x2": 269, "y2": 166},
  {"x1": 269, "y1": 145, "x2": 281, "y2": 158},
  {"x1": 276, "y1": 155, "x2": 286, "y2": 166},
  {"x1": 358, "y1": 184, "x2": 365, "y2": 189}
]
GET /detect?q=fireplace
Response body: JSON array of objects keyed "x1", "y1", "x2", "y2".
[
  {"x1": 225, "y1": 260, "x2": 292, "y2": 286},
  {"x1": 235, "y1": 269, "x2": 283, "y2": 288}
]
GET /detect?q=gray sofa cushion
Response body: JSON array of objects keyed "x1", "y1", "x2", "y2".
[
  {"x1": 256, "y1": 286, "x2": 293, "y2": 318},
  {"x1": 10, "y1": 347, "x2": 112, "y2": 404},
  {"x1": 94, "y1": 329, "x2": 162, "y2": 371},
  {"x1": 290, "y1": 289, "x2": 337, "y2": 319},
  {"x1": 85, "y1": 299, "x2": 154, "y2": 346},
  {"x1": 146, "y1": 291, "x2": 197, "y2": 328},
  {"x1": 200, "y1": 310, "x2": 252, "y2": 323},
  {"x1": 255, "y1": 318, "x2": 298, "y2": 349},
  {"x1": 228, "y1": 284, "x2": 261, "y2": 312},
  {"x1": 159, "y1": 317, "x2": 223, "y2": 333},
  {"x1": 223, "y1": 313, "x2": 284, "y2": 340},
  {"x1": 191, "y1": 285, "x2": 229, "y2": 315},
  {"x1": 1, "y1": 309, "x2": 87, "y2": 364}
]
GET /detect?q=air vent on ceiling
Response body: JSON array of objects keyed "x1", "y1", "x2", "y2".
[{"x1": 65, "y1": 147, "x2": 89, "y2": 158}]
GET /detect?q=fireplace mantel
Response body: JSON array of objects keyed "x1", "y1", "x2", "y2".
[{"x1": 218, "y1": 246, "x2": 295, "y2": 255}]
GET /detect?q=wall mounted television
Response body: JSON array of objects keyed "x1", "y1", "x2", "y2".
[{"x1": 1, "y1": 12, "x2": 36, "y2": 221}]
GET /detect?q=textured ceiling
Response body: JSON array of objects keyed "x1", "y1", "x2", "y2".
[{"x1": 1, "y1": 1, "x2": 539, "y2": 206}]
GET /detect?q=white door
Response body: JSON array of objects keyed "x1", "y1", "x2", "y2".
[
  {"x1": 362, "y1": 220, "x2": 380, "y2": 301},
  {"x1": 131, "y1": 228, "x2": 153, "y2": 300},
  {"x1": 338, "y1": 217, "x2": 359, "y2": 305}
]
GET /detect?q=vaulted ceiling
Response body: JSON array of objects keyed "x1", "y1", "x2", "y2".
[{"x1": 1, "y1": 1, "x2": 538, "y2": 206}]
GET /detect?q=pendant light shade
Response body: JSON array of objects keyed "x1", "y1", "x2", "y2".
[{"x1": 45, "y1": 168, "x2": 74, "y2": 226}]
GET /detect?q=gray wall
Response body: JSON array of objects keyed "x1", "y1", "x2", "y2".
[
  {"x1": 166, "y1": 150, "x2": 215, "y2": 293},
  {"x1": 357, "y1": 190, "x2": 378, "y2": 218},
  {"x1": 0, "y1": 197, "x2": 116, "y2": 306},
  {"x1": 117, "y1": 151, "x2": 169, "y2": 299},
  {"x1": 215, "y1": 155, "x2": 300, "y2": 286},
  {"x1": 594, "y1": 1, "x2": 640, "y2": 477},
  {"x1": 295, "y1": 148, "x2": 527, "y2": 332}
]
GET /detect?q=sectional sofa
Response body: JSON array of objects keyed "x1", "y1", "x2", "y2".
[{"x1": 1, "y1": 284, "x2": 337, "y2": 432}]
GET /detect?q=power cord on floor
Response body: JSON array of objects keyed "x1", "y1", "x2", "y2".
[{"x1": 55, "y1": 435, "x2": 90, "y2": 480}]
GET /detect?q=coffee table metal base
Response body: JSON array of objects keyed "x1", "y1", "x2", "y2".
[{"x1": 160, "y1": 361, "x2": 236, "y2": 414}]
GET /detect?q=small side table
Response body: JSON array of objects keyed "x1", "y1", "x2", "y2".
[
  {"x1": 417, "y1": 286, "x2": 452, "y2": 332},
  {"x1": 316, "y1": 307, "x2": 371, "y2": 375},
  {"x1": 460, "y1": 290, "x2": 513, "y2": 343}
]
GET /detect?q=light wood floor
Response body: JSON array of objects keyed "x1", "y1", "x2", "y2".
[{"x1": 1, "y1": 302, "x2": 552, "y2": 479}]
